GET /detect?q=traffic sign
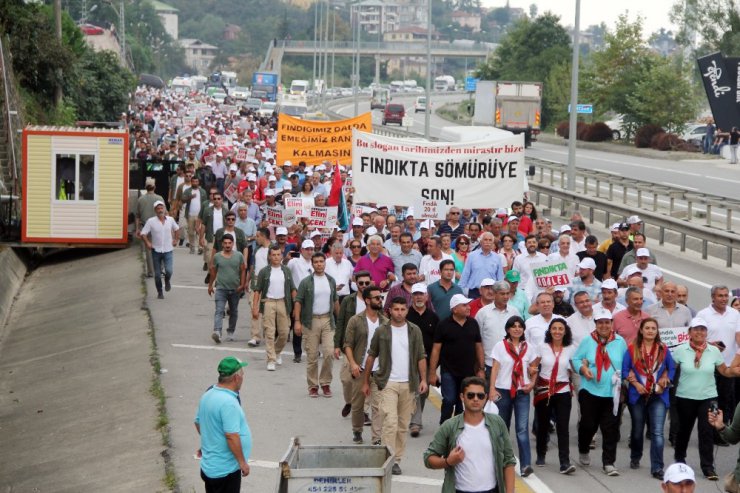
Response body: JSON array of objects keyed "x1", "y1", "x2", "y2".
[
  {"x1": 465, "y1": 76, "x2": 479, "y2": 92},
  {"x1": 568, "y1": 104, "x2": 593, "y2": 114}
]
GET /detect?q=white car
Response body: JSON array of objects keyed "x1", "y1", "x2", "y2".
[
  {"x1": 605, "y1": 115, "x2": 624, "y2": 140},
  {"x1": 211, "y1": 91, "x2": 227, "y2": 104},
  {"x1": 414, "y1": 96, "x2": 427, "y2": 113},
  {"x1": 257, "y1": 101, "x2": 277, "y2": 118},
  {"x1": 681, "y1": 123, "x2": 707, "y2": 146},
  {"x1": 231, "y1": 86, "x2": 249, "y2": 100}
]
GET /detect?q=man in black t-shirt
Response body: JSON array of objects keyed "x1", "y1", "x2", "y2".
[
  {"x1": 577, "y1": 235, "x2": 607, "y2": 281},
  {"x1": 605, "y1": 223, "x2": 633, "y2": 279},
  {"x1": 729, "y1": 126, "x2": 739, "y2": 164},
  {"x1": 428, "y1": 294, "x2": 485, "y2": 424}
]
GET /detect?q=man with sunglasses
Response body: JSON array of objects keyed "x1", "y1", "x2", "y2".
[
  {"x1": 438, "y1": 207, "x2": 465, "y2": 242},
  {"x1": 424, "y1": 376, "x2": 516, "y2": 493},
  {"x1": 344, "y1": 285, "x2": 387, "y2": 445},
  {"x1": 336, "y1": 271, "x2": 373, "y2": 420}
]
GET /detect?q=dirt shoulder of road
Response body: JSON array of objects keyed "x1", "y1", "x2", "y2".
[{"x1": 0, "y1": 246, "x2": 169, "y2": 492}]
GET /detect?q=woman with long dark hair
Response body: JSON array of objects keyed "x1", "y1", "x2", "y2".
[
  {"x1": 533, "y1": 318, "x2": 576, "y2": 474},
  {"x1": 622, "y1": 318, "x2": 675, "y2": 480},
  {"x1": 489, "y1": 315, "x2": 539, "y2": 477}
]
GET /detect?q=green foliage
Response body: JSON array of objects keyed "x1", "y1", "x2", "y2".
[
  {"x1": 543, "y1": 61, "x2": 572, "y2": 128},
  {"x1": 626, "y1": 57, "x2": 697, "y2": 134},
  {"x1": 670, "y1": 0, "x2": 740, "y2": 54},
  {"x1": 475, "y1": 13, "x2": 571, "y2": 127}
]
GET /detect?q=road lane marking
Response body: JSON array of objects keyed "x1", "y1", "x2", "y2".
[
  {"x1": 660, "y1": 181, "x2": 698, "y2": 191},
  {"x1": 661, "y1": 267, "x2": 712, "y2": 289},
  {"x1": 171, "y1": 284, "x2": 208, "y2": 290}
]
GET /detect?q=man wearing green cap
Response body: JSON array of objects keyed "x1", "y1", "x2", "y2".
[
  {"x1": 195, "y1": 356, "x2": 252, "y2": 492},
  {"x1": 505, "y1": 270, "x2": 530, "y2": 320}
]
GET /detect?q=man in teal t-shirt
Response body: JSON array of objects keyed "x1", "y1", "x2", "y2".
[
  {"x1": 195, "y1": 356, "x2": 252, "y2": 492},
  {"x1": 208, "y1": 233, "x2": 246, "y2": 343}
]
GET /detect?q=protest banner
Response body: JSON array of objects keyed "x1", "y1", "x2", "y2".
[
  {"x1": 659, "y1": 327, "x2": 691, "y2": 351},
  {"x1": 204, "y1": 154, "x2": 216, "y2": 164},
  {"x1": 307, "y1": 206, "x2": 338, "y2": 228},
  {"x1": 352, "y1": 204, "x2": 375, "y2": 218},
  {"x1": 236, "y1": 149, "x2": 248, "y2": 162},
  {"x1": 351, "y1": 129, "x2": 525, "y2": 209},
  {"x1": 284, "y1": 197, "x2": 313, "y2": 218},
  {"x1": 216, "y1": 135, "x2": 233, "y2": 147},
  {"x1": 265, "y1": 206, "x2": 297, "y2": 227},
  {"x1": 277, "y1": 113, "x2": 372, "y2": 166},
  {"x1": 343, "y1": 176, "x2": 353, "y2": 195},
  {"x1": 530, "y1": 261, "x2": 571, "y2": 288},
  {"x1": 224, "y1": 182, "x2": 239, "y2": 204},
  {"x1": 221, "y1": 104, "x2": 237, "y2": 114},
  {"x1": 413, "y1": 198, "x2": 447, "y2": 220},
  {"x1": 182, "y1": 116, "x2": 196, "y2": 127}
]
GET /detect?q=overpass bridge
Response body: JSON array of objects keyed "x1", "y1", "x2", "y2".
[{"x1": 260, "y1": 38, "x2": 495, "y2": 76}]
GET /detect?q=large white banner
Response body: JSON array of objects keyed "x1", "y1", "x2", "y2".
[{"x1": 351, "y1": 130, "x2": 526, "y2": 208}]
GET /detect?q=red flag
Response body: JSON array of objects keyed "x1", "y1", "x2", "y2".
[{"x1": 327, "y1": 163, "x2": 342, "y2": 207}]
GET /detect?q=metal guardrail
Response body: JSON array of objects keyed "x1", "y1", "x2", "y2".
[{"x1": 531, "y1": 182, "x2": 740, "y2": 267}]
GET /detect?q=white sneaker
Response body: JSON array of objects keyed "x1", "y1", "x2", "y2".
[
  {"x1": 276, "y1": 355, "x2": 283, "y2": 365},
  {"x1": 247, "y1": 338, "x2": 259, "y2": 347},
  {"x1": 225, "y1": 334, "x2": 235, "y2": 342},
  {"x1": 604, "y1": 464, "x2": 619, "y2": 476},
  {"x1": 267, "y1": 362, "x2": 276, "y2": 371}
]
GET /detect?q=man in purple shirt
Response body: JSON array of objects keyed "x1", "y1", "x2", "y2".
[{"x1": 354, "y1": 234, "x2": 396, "y2": 291}]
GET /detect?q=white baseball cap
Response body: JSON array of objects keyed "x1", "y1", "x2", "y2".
[
  {"x1": 577, "y1": 257, "x2": 596, "y2": 270},
  {"x1": 352, "y1": 217, "x2": 364, "y2": 227},
  {"x1": 301, "y1": 239, "x2": 315, "y2": 249},
  {"x1": 275, "y1": 227, "x2": 288, "y2": 236},
  {"x1": 479, "y1": 278, "x2": 495, "y2": 288},
  {"x1": 601, "y1": 279, "x2": 618, "y2": 291},
  {"x1": 663, "y1": 463, "x2": 695, "y2": 485},
  {"x1": 309, "y1": 230, "x2": 321, "y2": 238},
  {"x1": 627, "y1": 215, "x2": 643, "y2": 225},
  {"x1": 449, "y1": 294, "x2": 473, "y2": 310},
  {"x1": 411, "y1": 283, "x2": 427, "y2": 294},
  {"x1": 594, "y1": 310, "x2": 613, "y2": 321},
  {"x1": 636, "y1": 248, "x2": 650, "y2": 257}
]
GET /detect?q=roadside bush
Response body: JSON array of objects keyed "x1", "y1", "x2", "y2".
[
  {"x1": 556, "y1": 120, "x2": 569, "y2": 137},
  {"x1": 651, "y1": 133, "x2": 682, "y2": 151},
  {"x1": 635, "y1": 124, "x2": 664, "y2": 148},
  {"x1": 582, "y1": 122, "x2": 614, "y2": 142}
]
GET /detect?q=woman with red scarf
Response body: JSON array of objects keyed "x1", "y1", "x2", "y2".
[
  {"x1": 672, "y1": 317, "x2": 740, "y2": 481},
  {"x1": 571, "y1": 309, "x2": 628, "y2": 477},
  {"x1": 532, "y1": 319, "x2": 577, "y2": 474},
  {"x1": 622, "y1": 318, "x2": 675, "y2": 480},
  {"x1": 489, "y1": 315, "x2": 540, "y2": 477}
]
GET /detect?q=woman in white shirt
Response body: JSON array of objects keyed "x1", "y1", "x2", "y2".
[
  {"x1": 533, "y1": 318, "x2": 577, "y2": 474},
  {"x1": 489, "y1": 315, "x2": 539, "y2": 477}
]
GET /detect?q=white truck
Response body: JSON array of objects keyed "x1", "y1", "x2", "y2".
[
  {"x1": 434, "y1": 75, "x2": 455, "y2": 91},
  {"x1": 289, "y1": 79, "x2": 310, "y2": 96},
  {"x1": 473, "y1": 80, "x2": 542, "y2": 147}
]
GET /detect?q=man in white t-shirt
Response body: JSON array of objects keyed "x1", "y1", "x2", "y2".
[
  {"x1": 619, "y1": 248, "x2": 663, "y2": 291},
  {"x1": 592, "y1": 279, "x2": 626, "y2": 314},
  {"x1": 325, "y1": 243, "x2": 353, "y2": 299},
  {"x1": 287, "y1": 240, "x2": 316, "y2": 362},
  {"x1": 247, "y1": 227, "x2": 272, "y2": 347},
  {"x1": 526, "y1": 292, "x2": 564, "y2": 347},
  {"x1": 141, "y1": 200, "x2": 179, "y2": 299},
  {"x1": 419, "y1": 236, "x2": 452, "y2": 285},
  {"x1": 423, "y1": 376, "x2": 516, "y2": 493},
  {"x1": 566, "y1": 291, "x2": 596, "y2": 347}
]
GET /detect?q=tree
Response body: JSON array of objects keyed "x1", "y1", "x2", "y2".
[
  {"x1": 670, "y1": 0, "x2": 740, "y2": 54},
  {"x1": 626, "y1": 56, "x2": 697, "y2": 134},
  {"x1": 580, "y1": 14, "x2": 653, "y2": 135},
  {"x1": 476, "y1": 13, "x2": 571, "y2": 126},
  {"x1": 543, "y1": 61, "x2": 572, "y2": 125},
  {"x1": 529, "y1": 4, "x2": 538, "y2": 19}
]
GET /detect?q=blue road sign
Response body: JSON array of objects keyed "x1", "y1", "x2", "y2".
[
  {"x1": 465, "y1": 76, "x2": 479, "y2": 92},
  {"x1": 568, "y1": 104, "x2": 594, "y2": 114}
]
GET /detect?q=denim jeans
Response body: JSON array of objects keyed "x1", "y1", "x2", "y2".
[
  {"x1": 628, "y1": 395, "x2": 666, "y2": 473},
  {"x1": 440, "y1": 370, "x2": 464, "y2": 424},
  {"x1": 496, "y1": 388, "x2": 532, "y2": 468},
  {"x1": 151, "y1": 250, "x2": 173, "y2": 294},
  {"x1": 214, "y1": 288, "x2": 240, "y2": 334}
]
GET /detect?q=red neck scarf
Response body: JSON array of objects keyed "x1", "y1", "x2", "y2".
[
  {"x1": 630, "y1": 342, "x2": 665, "y2": 394},
  {"x1": 690, "y1": 340, "x2": 707, "y2": 368},
  {"x1": 504, "y1": 339, "x2": 528, "y2": 397},
  {"x1": 548, "y1": 344, "x2": 563, "y2": 396},
  {"x1": 591, "y1": 330, "x2": 616, "y2": 382}
]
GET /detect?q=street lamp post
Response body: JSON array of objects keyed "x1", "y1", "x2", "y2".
[
  {"x1": 313, "y1": 3, "x2": 318, "y2": 92},
  {"x1": 424, "y1": 0, "x2": 432, "y2": 140},
  {"x1": 566, "y1": 0, "x2": 581, "y2": 192},
  {"x1": 354, "y1": 4, "x2": 361, "y2": 116}
]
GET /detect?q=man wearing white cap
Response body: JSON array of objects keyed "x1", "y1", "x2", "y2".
[
  {"x1": 429, "y1": 293, "x2": 484, "y2": 423},
  {"x1": 136, "y1": 177, "x2": 164, "y2": 277},
  {"x1": 627, "y1": 215, "x2": 643, "y2": 240},
  {"x1": 619, "y1": 248, "x2": 663, "y2": 292},
  {"x1": 593, "y1": 279, "x2": 626, "y2": 314},
  {"x1": 617, "y1": 232, "x2": 657, "y2": 276},
  {"x1": 661, "y1": 463, "x2": 695, "y2": 492},
  {"x1": 140, "y1": 200, "x2": 180, "y2": 299},
  {"x1": 287, "y1": 239, "x2": 317, "y2": 362},
  {"x1": 571, "y1": 309, "x2": 627, "y2": 477},
  {"x1": 598, "y1": 222, "x2": 621, "y2": 254},
  {"x1": 571, "y1": 257, "x2": 603, "y2": 302},
  {"x1": 407, "y1": 282, "x2": 439, "y2": 437}
]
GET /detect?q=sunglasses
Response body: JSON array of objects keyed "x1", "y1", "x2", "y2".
[
  {"x1": 226, "y1": 217, "x2": 236, "y2": 221},
  {"x1": 368, "y1": 295, "x2": 383, "y2": 300},
  {"x1": 357, "y1": 281, "x2": 371, "y2": 286},
  {"x1": 465, "y1": 392, "x2": 486, "y2": 400},
  {"x1": 450, "y1": 212, "x2": 460, "y2": 215}
]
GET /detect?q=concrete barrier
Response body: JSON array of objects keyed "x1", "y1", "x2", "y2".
[{"x1": 0, "y1": 246, "x2": 27, "y2": 328}]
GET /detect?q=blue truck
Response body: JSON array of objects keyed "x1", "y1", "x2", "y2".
[{"x1": 251, "y1": 71, "x2": 280, "y2": 102}]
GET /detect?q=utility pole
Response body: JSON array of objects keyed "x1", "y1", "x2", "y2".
[
  {"x1": 54, "y1": 0, "x2": 63, "y2": 106},
  {"x1": 566, "y1": 0, "x2": 581, "y2": 192},
  {"x1": 423, "y1": 0, "x2": 432, "y2": 139}
]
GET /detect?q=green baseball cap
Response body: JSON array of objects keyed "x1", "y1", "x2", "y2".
[
  {"x1": 218, "y1": 356, "x2": 248, "y2": 376},
  {"x1": 505, "y1": 270, "x2": 521, "y2": 283}
]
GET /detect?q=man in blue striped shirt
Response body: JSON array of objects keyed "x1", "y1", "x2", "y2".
[{"x1": 459, "y1": 232, "x2": 504, "y2": 299}]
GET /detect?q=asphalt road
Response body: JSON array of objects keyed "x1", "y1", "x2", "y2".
[{"x1": 153, "y1": 248, "x2": 736, "y2": 493}]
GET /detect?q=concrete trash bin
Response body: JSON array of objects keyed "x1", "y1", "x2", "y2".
[{"x1": 275, "y1": 437, "x2": 394, "y2": 492}]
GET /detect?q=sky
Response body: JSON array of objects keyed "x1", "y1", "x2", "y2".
[{"x1": 482, "y1": 0, "x2": 677, "y2": 36}]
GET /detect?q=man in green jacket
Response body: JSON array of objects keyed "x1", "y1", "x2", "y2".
[
  {"x1": 335, "y1": 270, "x2": 373, "y2": 418},
  {"x1": 423, "y1": 376, "x2": 517, "y2": 493},
  {"x1": 252, "y1": 246, "x2": 296, "y2": 371},
  {"x1": 294, "y1": 253, "x2": 340, "y2": 398},
  {"x1": 363, "y1": 296, "x2": 428, "y2": 475}
]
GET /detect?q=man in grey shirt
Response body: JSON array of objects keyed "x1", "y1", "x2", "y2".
[{"x1": 390, "y1": 232, "x2": 422, "y2": 283}]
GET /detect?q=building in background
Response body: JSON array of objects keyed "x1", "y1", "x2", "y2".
[
  {"x1": 179, "y1": 39, "x2": 218, "y2": 75},
  {"x1": 149, "y1": 0, "x2": 179, "y2": 40}
]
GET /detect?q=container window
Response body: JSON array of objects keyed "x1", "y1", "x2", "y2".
[
  {"x1": 79, "y1": 154, "x2": 95, "y2": 200},
  {"x1": 54, "y1": 153, "x2": 96, "y2": 201}
]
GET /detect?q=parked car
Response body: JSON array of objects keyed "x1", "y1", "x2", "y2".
[
  {"x1": 414, "y1": 96, "x2": 427, "y2": 113},
  {"x1": 605, "y1": 115, "x2": 624, "y2": 140},
  {"x1": 231, "y1": 86, "x2": 250, "y2": 100},
  {"x1": 79, "y1": 23, "x2": 104, "y2": 35},
  {"x1": 681, "y1": 123, "x2": 707, "y2": 146},
  {"x1": 257, "y1": 101, "x2": 277, "y2": 118},
  {"x1": 382, "y1": 103, "x2": 405, "y2": 125}
]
